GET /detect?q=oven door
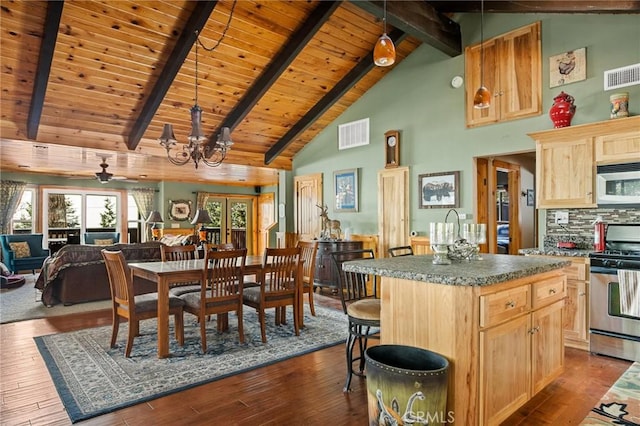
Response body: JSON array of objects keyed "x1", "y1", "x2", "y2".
[{"x1": 590, "y1": 266, "x2": 640, "y2": 361}]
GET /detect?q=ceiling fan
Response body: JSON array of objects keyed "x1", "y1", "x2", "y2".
[{"x1": 68, "y1": 155, "x2": 137, "y2": 184}]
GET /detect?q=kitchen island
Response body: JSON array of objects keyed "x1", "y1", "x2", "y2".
[{"x1": 343, "y1": 254, "x2": 570, "y2": 426}]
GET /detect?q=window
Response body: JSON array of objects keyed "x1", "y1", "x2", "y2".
[
  {"x1": 42, "y1": 188, "x2": 123, "y2": 244},
  {"x1": 11, "y1": 188, "x2": 34, "y2": 234}
]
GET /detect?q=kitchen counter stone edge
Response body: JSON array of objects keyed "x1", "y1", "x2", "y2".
[{"x1": 342, "y1": 253, "x2": 570, "y2": 286}]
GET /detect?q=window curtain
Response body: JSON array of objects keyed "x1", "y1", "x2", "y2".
[
  {"x1": 196, "y1": 192, "x2": 209, "y2": 209},
  {"x1": 0, "y1": 180, "x2": 26, "y2": 234},
  {"x1": 130, "y1": 188, "x2": 156, "y2": 242}
]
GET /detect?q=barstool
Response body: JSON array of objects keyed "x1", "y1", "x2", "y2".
[{"x1": 330, "y1": 249, "x2": 380, "y2": 392}]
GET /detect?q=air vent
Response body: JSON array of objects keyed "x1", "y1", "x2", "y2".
[
  {"x1": 604, "y1": 63, "x2": 640, "y2": 90},
  {"x1": 338, "y1": 118, "x2": 369, "y2": 150}
]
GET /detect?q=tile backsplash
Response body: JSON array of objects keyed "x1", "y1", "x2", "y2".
[{"x1": 544, "y1": 208, "x2": 640, "y2": 250}]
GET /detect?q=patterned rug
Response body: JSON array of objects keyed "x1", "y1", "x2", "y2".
[
  {"x1": 35, "y1": 305, "x2": 349, "y2": 423},
  {"x1": 580, "y1": 361, "x2": 640, "y2": 425}
]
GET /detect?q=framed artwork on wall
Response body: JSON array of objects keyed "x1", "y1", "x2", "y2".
[
  {"x1": 168, "y1": 199, "x2": 192, "y2": 221},
  {"x1": 549, "y1": 47, "x2": 586, "y2": 88},
  {"x1": 419, "y1": 171, "x2": 459, "y2": 209},
  {"x1": 334, "y1": 168, "x2": 359, "y2": 212}
]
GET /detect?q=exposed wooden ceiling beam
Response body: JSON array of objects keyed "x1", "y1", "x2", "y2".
[
  {"x1": 426, "y1": 1, "x2": 640, "y2": 14},
  {"x1": 264, "y1": 28, "x2": 409, "y2": 165},
  {"x1": 26, "y1": 0, "x2": 63, "y2": 140},
  {"x1": 126, "y1": 1, "x2": 218, "y2": 150},
  {"x1": 352, "y1": 0, "x2": 462, "y2": 56},
  {"x1": 206, "y1": 0, "x2": 342, "y2": 154}
]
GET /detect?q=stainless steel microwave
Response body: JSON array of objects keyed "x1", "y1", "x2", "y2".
[{"x1": 596, "y1": 162, "x2": 640, "y2": 207}]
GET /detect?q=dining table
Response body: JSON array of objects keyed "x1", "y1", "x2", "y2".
[{"x1": 129, "y1": 254, "x2": 264, "y2": 358}]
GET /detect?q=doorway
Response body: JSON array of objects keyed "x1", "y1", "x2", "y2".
[
  {"x1": 475, "y1": 153, "x2": 536, "y2": 254},
  {"x1": 204, "y1": 197, "x2": 254, "y2": 252}
]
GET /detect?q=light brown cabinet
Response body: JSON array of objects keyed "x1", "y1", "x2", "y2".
[
  {"x1": 530, "y1": 116, "x2": 640, "y2": 209},
  {"x1": 479, "y1": 276, "x2": 565, "y2": 425},
  {"x1": 380, "y1": 268, "x2": 566, "y2": 425},
  {"x1": 465, "y1": 22, "x2": 541, "y2": 127}
]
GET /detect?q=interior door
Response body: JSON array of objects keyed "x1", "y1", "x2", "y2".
[
  {"x1": 294, "y1": 173, "x2": 323, "y2": 241},
  {"x1": 206, "y1": 197, "x2": 254, "y2": 253},
  {"x1": 257, "y1": 192, "x2": 276, "y2": 255},
  {"x1": 378, "y1": 167, "x2": 409, "y2": 258}
]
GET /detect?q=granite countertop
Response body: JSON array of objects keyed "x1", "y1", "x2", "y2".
[
  {"x1": 519, "y1": 248, "x2": 592, "y2": 257},
  {"x1": 342, "y1": 254, "x2": 570, "y2": 286}
]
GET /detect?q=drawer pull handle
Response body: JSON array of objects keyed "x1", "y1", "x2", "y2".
[
  {"x1": 505, "y1": 300, "x2": 516, "y2": 309},
  {"x1": 529, "y1": 326, "x2": 540, "y2": 334},
  {"x1": 549, "y1": 288, "x2": 557, "y2": 295}
]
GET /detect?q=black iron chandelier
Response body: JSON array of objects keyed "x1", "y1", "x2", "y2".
[{"x1": 158, "y1": 31, "x2": 233, "y2": 169}]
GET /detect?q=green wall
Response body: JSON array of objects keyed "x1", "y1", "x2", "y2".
[{"x1": 292, "y1": 13, "x2": 640, "y2": 236}]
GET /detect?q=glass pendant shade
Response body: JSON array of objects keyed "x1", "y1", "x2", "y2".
[
  {"x1": 473, "y1": 86, "x2": 491, "y2": 109},
  {"x1": 159, "y1": 124, "x2": 177, "y2": 145},
  {"x1": 373, "y1": 33, "x2": 396, "y2": 67}
]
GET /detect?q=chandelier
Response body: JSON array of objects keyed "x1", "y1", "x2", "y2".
[{"x1": 159, "y1": 31, "x2": 233, "y2": 169}]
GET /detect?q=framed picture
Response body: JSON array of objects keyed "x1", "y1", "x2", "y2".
[
  {"x1": 168, "y1": 199, "x2": 192, "y2": 221},
  {"x1": 549, "y1": 47, "x2": 586, "y2": 88},
  {"x1": 526, "y1": 189, "x2": 535, "y2": 207},
  {"x1": 419, "y1": 171, "x2": 459, "y2": 209},
  {"x1": 334, "y1": 168, "x2": 359, "y2": 212}
]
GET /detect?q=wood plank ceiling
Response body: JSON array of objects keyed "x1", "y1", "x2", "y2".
[{"x1": 1, "y1": 1, "x2": 637, "y2": 187}]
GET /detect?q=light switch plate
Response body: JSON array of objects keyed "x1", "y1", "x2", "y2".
[{"x1": 555, "y1": 211, "x2": 569, "y2": 224}]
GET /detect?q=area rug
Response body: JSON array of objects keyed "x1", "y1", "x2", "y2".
[
  {"x1": 35, "y1": 305, "x2": 349, "y2": 423},
  {"x1": 0, "y1": 274, "x2": 111, "y2": 324},
  {"x1": 580, "y1": 361, "x2": 640, "y2": 425}
]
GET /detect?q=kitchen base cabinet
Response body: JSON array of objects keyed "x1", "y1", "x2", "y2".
[{"x1": 380, "y1": 270, "x2": 566, "y2": 425}]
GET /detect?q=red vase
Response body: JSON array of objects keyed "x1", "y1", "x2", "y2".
[{"x1": 549, "y1": 91, "x2": 576, "y2": 128}]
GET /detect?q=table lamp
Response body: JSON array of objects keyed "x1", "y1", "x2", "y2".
[
  {"x1": 191, "y1": 208, "x2": 212, "y2": 245},
  {"x1": 146, "y1": 211, "x2": 164, "y2": 241}
]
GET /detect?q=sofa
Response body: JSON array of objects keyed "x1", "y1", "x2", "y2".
[
  {"x1": 35, "y1": 242, "x2": 163, "y2": 306},
  {"x1": 84, "y1": 231, "x2": 120, "y2": 245},
  {"x1": 0, "y1": 233, "x2": 50, "y2": 274}
]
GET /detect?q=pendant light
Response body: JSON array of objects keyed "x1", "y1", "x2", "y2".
[
  {"x1": 373, "y1": 0, "x2": 396, "y2": 67},
  {"x1": 473, "y1": 0, "x2": 491, "y2": 109}
]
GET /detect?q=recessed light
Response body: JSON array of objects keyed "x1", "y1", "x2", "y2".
[{"x1": 139, "y1": 174, "x2": 147, "y2": 178}]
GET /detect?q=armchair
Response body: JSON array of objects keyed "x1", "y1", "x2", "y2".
[
  {"x1": 0, "y1": 233, "x2": 50, "y2": 274},
  {"x1": 84, "y1": 232, "x2": 121, "y2": 245}
]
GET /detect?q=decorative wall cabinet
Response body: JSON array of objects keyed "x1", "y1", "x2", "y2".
[
  {"x1": 530, "y1": 116, "x2": 640, "y2": 209},
  {"x1": 465, "y1": 22, "x2": 541, "y2": 128}
]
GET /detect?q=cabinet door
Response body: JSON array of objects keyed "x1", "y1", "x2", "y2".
[
  {"x1": 465, "y1": 37, "x2": 499, "y2": 127},
  {"x1": 498, "y1": 21, "x2": 541, "y2": 122},
  {"x1": 595, "y1": 130, "x2": 640, "y2": 164},
  {"x1": 480, "y1": 314, "x2": 531, "y2": 426},
  {"x1": 563, "y1": 279, "x2": 589, "y2": 348},
  {"x1": 536, "y1": 138, "x2": 596, "y2": 208},
  {"x1": 532, "y1": 301, "x2": 565, "y2": 395},
  {"x1": 465, "y1": 22, "x2": 541, "y2": 128}
]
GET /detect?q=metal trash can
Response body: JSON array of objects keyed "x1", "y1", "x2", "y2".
[{"x1": 365, "y1": 344, "x2": 449, "y2": 425}]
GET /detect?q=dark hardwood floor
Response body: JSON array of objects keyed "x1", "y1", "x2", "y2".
[{"x1": 0, "y1": 293, "x2": 632, "y2": 425}]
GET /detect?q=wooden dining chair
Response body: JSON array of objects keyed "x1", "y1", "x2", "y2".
[
  {"x1": 101, "y1": 249, "x2": 185, "y2": 357},
  {"x1": 161, "y1": 244, "x2": 198, "y2": 261},
  {"x1": 296, "y1": 240, "x2": 318, "y2": 320},
  {"x1": 161, "y1": 244, "x2": 202, "y2": 297},
  {"x1": 243, "y1": 247, "x2": 303, "y2": 343},
  {"x1": 179, "y1": 248, "x2": 247, "y2": 351},
  {"x1": 388, "y1": 245, "x2": 414, "y2": 257},
  {"x1": 330, "y1": 249, "x2": 379, "y2": 392}
]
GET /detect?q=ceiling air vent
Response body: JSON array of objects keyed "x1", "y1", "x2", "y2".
[
  {"x1": 338, "y1": 118, "x2": 369, "y2": 150},
  {"x1": 604, "y1": 63, "x2": 640, "y2": 90}
]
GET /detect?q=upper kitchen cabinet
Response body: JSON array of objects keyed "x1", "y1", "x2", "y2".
[
  {"x1": 529, "y1": 116, "x2": 640, "y2": 209},
  {"x1": 465, "y1": 22, "x2": 542, "y2": 128}
]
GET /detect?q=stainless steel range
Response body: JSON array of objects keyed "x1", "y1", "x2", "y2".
[{"x1": 589, "y1": 223, "x2": 640, "y2": 362}]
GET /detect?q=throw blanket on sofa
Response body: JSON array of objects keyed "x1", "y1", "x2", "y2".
[{"x1": 35, "y1": 242, "x2": 163, "y2": 300}]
